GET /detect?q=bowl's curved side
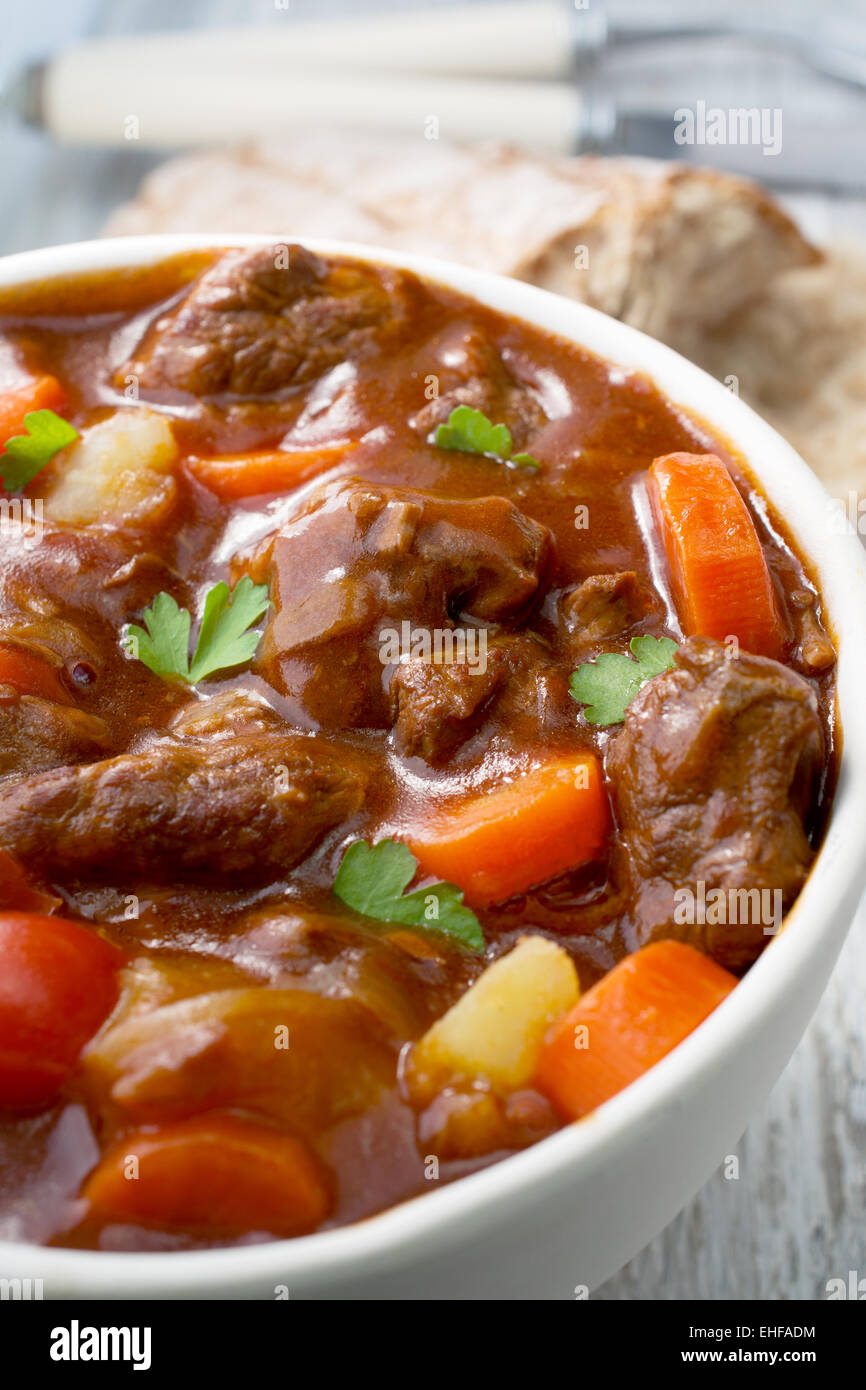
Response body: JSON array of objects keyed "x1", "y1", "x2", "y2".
[{"x1": 0, "y1": 236, "x2": 864, "y2": 1300}]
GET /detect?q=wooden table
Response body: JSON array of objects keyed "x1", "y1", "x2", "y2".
[{"x1": 1, "y1": 0, "x2": 864, "y2": 1302}]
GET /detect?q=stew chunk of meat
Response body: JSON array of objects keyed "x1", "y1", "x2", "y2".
[
  {"x1": 0, "y1": 732, "x2": 364, "y2": 880},
  {"x1": 0, "y1": 533, "x2": 186, "y2": 764},
  {"x1": 0, "y1": 618, "x2": 117, "y2": 776},
  {"x1": 0, "y1": 526, "x2": 183, "y2": 632},
  {"x1": 390, "y1": 648, "x2": 509, "y2": 762},
  {"x1": 389, "y1": 633, "x2": 571, "y2": 764},
  {"x1": 411, "y1": 323, "x2": 546, "y2": 453},
  {"x1": 0, "y1": 694, "x2": 111, "y2": 777},
  {"x1": 560, "y1": 571, "x2": 654, "y2": 659},
  {"x1": 609, "y1": 637, "x2": 823, "y2": 972},
  {"x1": 121, "y1": 245, "x2": 408, "y2": 399},
  {"x1": 245, "y1": 477, "x2": 555, "y2": 728}
]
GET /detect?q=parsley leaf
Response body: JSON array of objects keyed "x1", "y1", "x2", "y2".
[
  {"x1": 126, "y1": 576, "x2": 270, "y2": 684},
  {"x1": 126, "y1": 592, "x2": 192, "y2": 681},
  {"x1": 333, "y1": 838, "x2": 484, "y2": 950},
  {"x1": 0, "y1": 409, "x2": 78, "y2": 492},
  {"x1": 433, "y1": 406, "x2": 540, "y2": 470},
  {"x1": 189, "y1": 578, "x2": 271, "y2": 682},
  {"x1": 569, "y1": 635, "x2": 679, "y2": 726}
]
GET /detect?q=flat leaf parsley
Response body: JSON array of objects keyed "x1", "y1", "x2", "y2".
[
  {"x1": 0, "y1": 409, "x2": 78, "y2": 492},
  {"x1": 569, "y1": 635, "x2": 679, "y2": 726},
  {"x1": 333, "y1": 837, "x2": 484, "y2": 950},
  {"x1": 433, "y1": 406, "x2": 540, "y2": 470},
  {"x1": 125, "y1": 576, "x2": 270, "y2": 684}
]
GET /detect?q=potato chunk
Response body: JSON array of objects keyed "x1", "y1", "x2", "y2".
[
  {"x1": 407, "y1": 935, "x2": 579, "y2": 1097},
  {"x1": 46, "y1": 408, "x2": 178, "y2": 525}
]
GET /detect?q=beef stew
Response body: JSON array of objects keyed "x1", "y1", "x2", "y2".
[{"x1": 0, "y1": 245, "x2": 836, "y2": 1251}]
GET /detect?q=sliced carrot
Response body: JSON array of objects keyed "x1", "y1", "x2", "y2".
[
  {"x1": 648, "y1": 451, "x2": 785, "y2": 659},
  {"x1": 0, "y1": 644, "x2": 71, "y2": 704},
  {"x1": 0, "y1": 850, "x2": 61, "y2": 914},
  {"x1": 184, "y1": 441, "x2": 357, "y2": 499},
  {"x1": 409, "y1": 754, "x2": 609, "y2": 907},
  {"x1": 81, "y1": 1114, "x2": 333, "y2": 1238},
  {"x1": 0, "y1": 376, "x2": 68, "y2": 456},
  {"x1": 535, "y1": 940, "x2": 737, "y2": 1121}
]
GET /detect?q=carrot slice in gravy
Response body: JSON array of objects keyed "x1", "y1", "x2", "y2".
[
  {"x1": 409, "y1": 754, "x2": 609, "y2": 907},
  {"x1": 648, "y1": 451, "x2": 785, "y2": 659},
  {"x1": 184, "y1": 442, "x2": 357, "y2": 499},
  {"x1": 535, "y1": 940, "x2": 737, "y2": 1121},
  {"x1": 0, "y1": 375, "x2": 68, "y2": 455},
  {"x1": 82, "y1": 1114, "x2": 333, "y2": 1237}
]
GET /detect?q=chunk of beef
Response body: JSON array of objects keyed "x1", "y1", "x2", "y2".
[
  {"x1": 244, "y1": 477, "x2": 555, "y2": 728},
  {"x1": 390, "y1": 645, "x2": 509, "y2": 763},
  {"x1": 0, "y1": 617, "x2": 129, "y2": 776},
  {"x1": 168, "y1": 688, "x2": 284, "y2": 739},
  {"x1": 0, "y1": 732, "x2": 364, "y2": 880},
  {"x1": 608, "y1": 637, "x2": 823, "y2": 971},
  {"x1": 482, "y1": 634, "x2": 574, "y2": 741},
  {"x1": 0, "y1": 693, "x2": 112, "y2": 777},
  {"x1": 560, "y1": 571, "x2": 653, "y2": 658},
  {"x1": 388, "y1": 632, "x2": 568, "y2": 764},
  {"x1": 410, "y1": 324, "x2": 546, "y2": 453},
  {"x1": 0, "y1": 531, "x2": 188, "y2": 750},
  {"x1": 120, "y1": 245, "x2": 408, "y2": 399},
  {"x1": 0, "y1": 527, "x2": 182, "y2": 632}
]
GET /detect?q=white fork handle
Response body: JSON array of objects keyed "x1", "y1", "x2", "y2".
[{"x1": 45, "y1": 3, "x2": 578, "y2": 88}]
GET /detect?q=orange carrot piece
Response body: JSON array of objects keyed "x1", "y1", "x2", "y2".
[
  {"x1": 82, "y1": 1114, "x2": 332, "y2": 1237},
  {"x1": 409, "y1": 754, "x2": 609, "y2": 907},
  {"x1": 648, "y1": 451, "x2": 785, "y2": 659},
  {"x1": 0, "y1": 376, "x2": 68, "y2": 455},
  {"x1": 0, "y1": 644, "x2": 71, "y2": 704},
  {"x1": 535, "y1": 940, "x2": 737, "y2": 1121},
  {"x1": 184, "y1": 442, "x2": 357, "y2": 499}
]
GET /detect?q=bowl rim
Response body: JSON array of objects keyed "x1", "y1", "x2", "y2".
[{"x1": 1, "y1": 233, "x2": 865, "y2": 1297}]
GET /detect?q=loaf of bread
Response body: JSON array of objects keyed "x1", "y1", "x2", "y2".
[{"x1": 106, "y1": 130, "x2": 865, "y2": 500}]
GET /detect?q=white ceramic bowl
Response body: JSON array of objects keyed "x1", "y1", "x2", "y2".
[{"x1": 1, "y1": 236, "x2": 865, "y2": 1301}]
